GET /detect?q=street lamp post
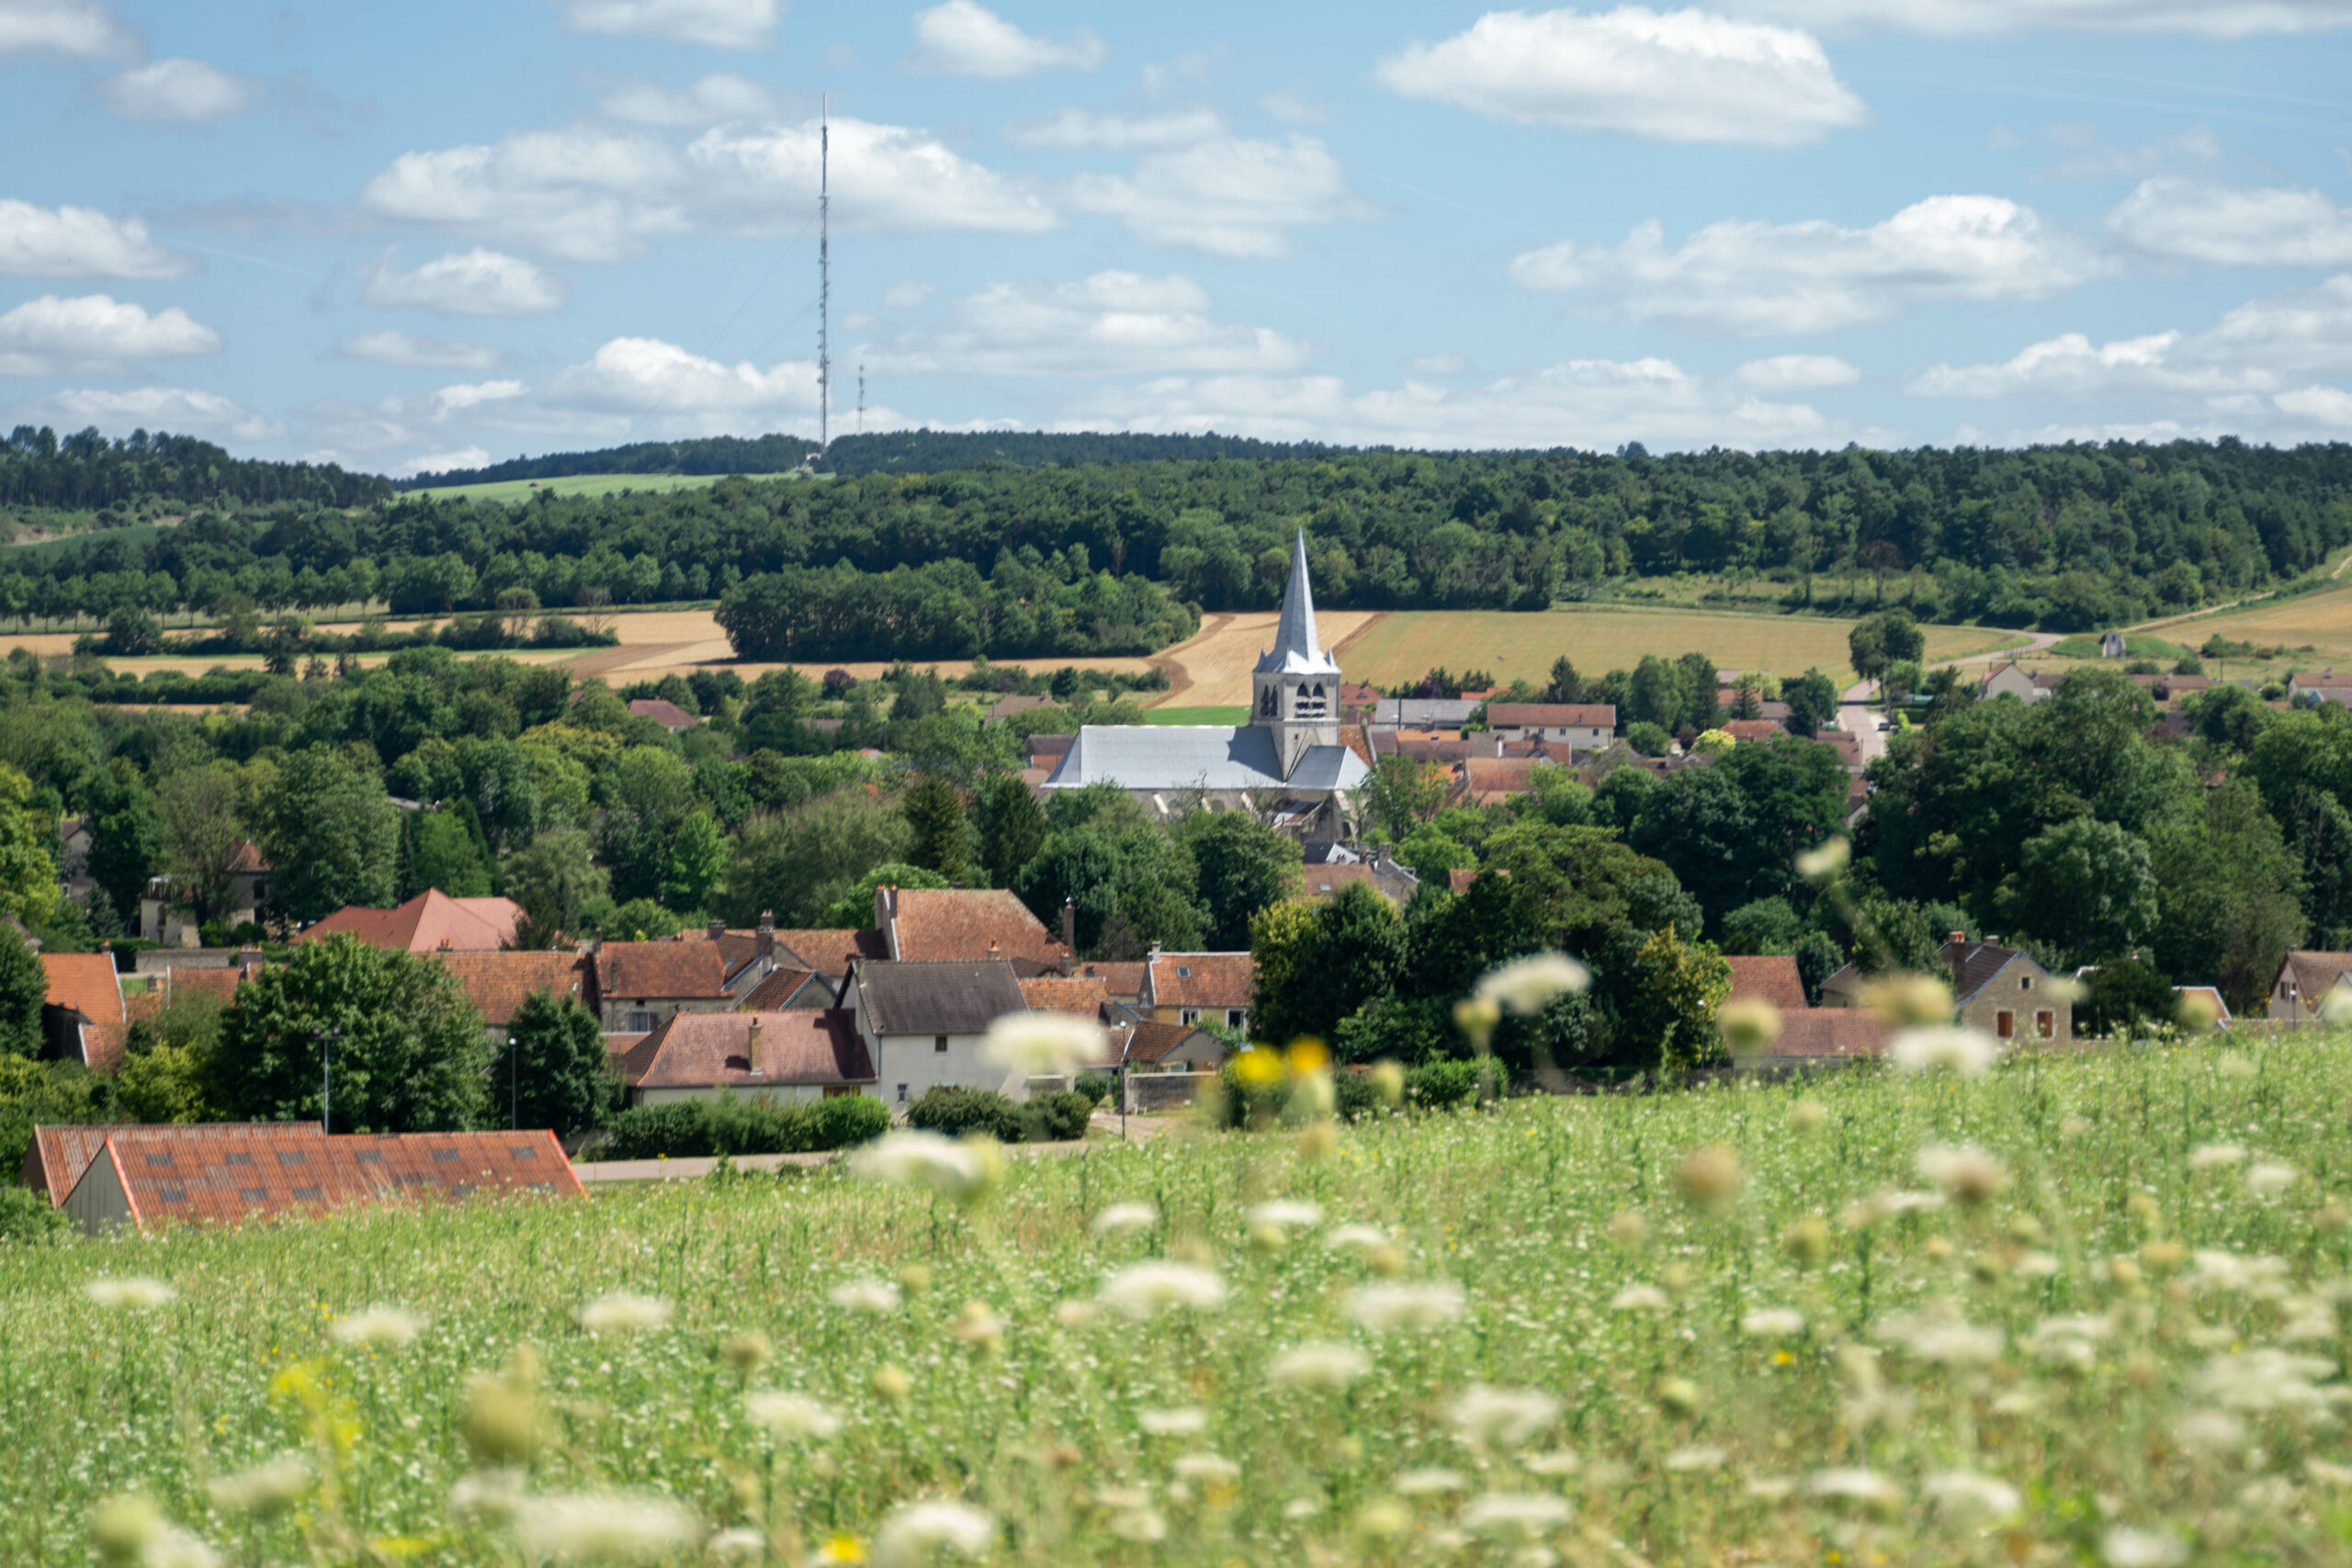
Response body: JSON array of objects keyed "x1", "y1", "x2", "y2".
[
  {"x1": 508, "y1": 1035, "x2": 518, "y2": 1130},
  {"x1": 321, "y1": 1027, "x2": 341, "y2": 1135}
]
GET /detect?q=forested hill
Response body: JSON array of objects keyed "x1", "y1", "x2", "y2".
[
  {"x1": 2, "y1": 426, "x2": 390, "y2": 511},
  {"x1": 406, "y1": 434, "x2": 820, "y2": 487}
]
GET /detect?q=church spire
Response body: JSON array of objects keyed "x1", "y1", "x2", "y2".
[{"x1": 1255, "y1": 529, "x2": 1340, "y2": 675}]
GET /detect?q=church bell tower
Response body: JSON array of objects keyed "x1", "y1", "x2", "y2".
[{"x1": 1251, "y1": 530, "x2": 1343, "y2": 777}]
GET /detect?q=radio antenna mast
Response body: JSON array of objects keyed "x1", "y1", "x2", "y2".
[
  {"x1": 818, "y1": 96, "x2": 831, "y2": 457},
  {"x1": 856, "y1": 364, "x2": 865, "y2": 434}
]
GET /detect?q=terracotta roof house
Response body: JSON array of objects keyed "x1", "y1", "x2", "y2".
[
  {"x1": 1123, "y1": 1019, "x2": 1229, "y2": 1072},
  {"x1": 612, "y1": 1010, "x2": 874, "y2": 1105},
  {"x1": 626, "y1": 698, "x2": 699, "y2": 731},
  {"x1": 1484, "y1": 704, "x2": 1615, "y2": 750},
  {"x1": 1722, "y1": 719, "x2": 1789, "y2": 744},
  {"x1": 1724, "y1": 954, "x2": 1809, "y2": 1013},
  {"x1": 1942, "y1": 935, "x2": 2071, "y2": 1044},
  {"x1": 2289, "y1": 671, "x2": 2352, "y2": 707},
  {"x1": 595, "y1": 939, "x2": 732, "y2": 1032},
  {"x1": 2267, "y1": 950, "x2": 2352, "y2": 1026},
  {"x1": 737, "y1": 966, "x2": 832, "y2": 1010},
  {"x1": 431, "y1": 950, "x2": 594, "y2": 1039},
  {"x1": 24, "y1": 1121, "x2": 320, "y2": 1207},
  {"x1": 772, "y1": 928, "x2": 891, "y2": 980},
  {"x1": 1299, "y1": 863, "x2": 1380, "y2": 900},
  {"x1": 300, "y1": 889, "x2": 523, "y2": 953},
  {"x1": 1976, "y1": 661, "x2": 2046, "y2": 705},
  {"x1": 1732, "y1": 1011, "x2": 1892, "y2": 1077},
  {"x1": 1454, "y1": 756, "x2": 1544, "y2": 807},
  {"x1": 1141, "y1": 950, "x2": 1255, "y2": 1033},
  {"x1": 153, "y1": 954, "x2": 267, "y2": 1009},
  {"x1": 846, "y1": 958, "x2": 1035, "y2": 1110},
  {"x1": 2175, "y1": 985, "x2": 2233, "y2": 1029},
  {"x1": 40, "y1": 951, "x2": 127, "y2": 1070},
  {"x1": 989, "y1": 694, "x2": 1052, "y2": 721},
  {"x1": 1066, "y1": 959, "x2": 1148, "y2": 1000},
  {"x1": 876, "y1": 886, "x2": 1065, "y2": 969},
  {"x1": 141, "y1": 840, "x2": 270, "y2": 947},
  {"x1": 1018, "y1": 976, "x2": 1111, "y2": 1017},
  {"x1": 46, "y1": 1124, "x2": 582, "y2": 1235},
  {"x1": 1818, "y1": 731, "x2": 1863, "y2": 771}
]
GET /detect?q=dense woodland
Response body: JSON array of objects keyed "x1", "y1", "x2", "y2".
[{"x1": 3, "y1": 433, "x2": 2350, "y2": 660}]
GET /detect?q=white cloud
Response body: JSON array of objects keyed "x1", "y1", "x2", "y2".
[
  {"x1": 882, "y1": 280, "x2": 936, "y2": 310},
  {"x1": 905, "y1": 1, "x2": 1107, "y2": 77},
  {"x1": 1003, "y1": 107, "x2": 1223, "y2": 152},
  {"x1": 1511, "y1": 194, "x2": 2102, "y2": 334},
  {"x1": 865, "y1": 271, "x2": 1311, "y2": 378},
  {"x1": 342, "y1": 330, "x2": 502, "y2": 370},
  {"x1": 2109, "y1": 178, "x2": 2352, "y2": 267},
  {"x1": 0, "y1": 294, "x2": 219, "y2": 376},
  {"x1": 1409, "y1": 351, "x2": 1469, "y2": 375},
  {"x1": 1377, "y1": 7, "x2": 1867, "y2": 148},
  {"x1": 1068, "y1": 134, "x2": 1369, "y2": 258},
  {"x1": 1736, "y1": 353, "x2": 1860, "y2": 389},
  {"x1": 1737, "y1": 0, "x2": 2352, "y2": 38},
  {"x1": 395, "y1": 446, "x2": 492, "y2": 479},
  {"x1": 25, "y1": 386, "x2": 281, "y2": 443},
  {"x1": 540, "y1": 337, "x2": 815, "y2": 416},
  {"x1": 100, "y1": 58, "x2": 252, "y2": 123},
  {"x1": 1066, "y1": 357, "x2": 1842, "y2": 450},
  {"x1": 430, "y1": 379, "x2": 526, "y2": 413},
  {"x1": 366, "y1": 248, "x2": 568, "y2": 315},
  {"x1": 553, "y1": 0, "x2": 776, "y2": 48},
  {"x1": 599, "y1": 73, "x2": 774, "y2": 127},
  {"x1": 0, "y1": 200, "x2": 191, "y2": 278},
  {"x1": 360, "y1": 118, "x2": 1054, "y2": 261},
  {"x1": 0, "y1": 0, "x2": 133, "y2": 58}
]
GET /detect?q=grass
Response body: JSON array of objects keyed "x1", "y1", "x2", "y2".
[
  {"x1": 2049, "y1": 633, "x2": 2191, "y2": 662},
  {"x1": 1139, "y1": 705, "x2": 1250, "y2": 725},
  {"x1": 1341, "y1": 606, "x2": 2021, "y2": 690},
  {"x1": 8, "y1": 1032, "x2": 2352, "y2": 1565},
  {"x1": 407, "y1": 472, "x2": 809, "y2": 504},
  {"x1": 2143, "y1": 584, "x2": 2352, "y2": 671}
]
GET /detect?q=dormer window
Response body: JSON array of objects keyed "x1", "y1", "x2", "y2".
[{"x1": 1176, "y1": 965, "x2": 1192, "y2": 977}]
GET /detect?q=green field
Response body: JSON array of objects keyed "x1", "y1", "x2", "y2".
[
  {"x1": 6, "y1": 1033, "x2": 2347, "y2": 1565},
  {"x1": 1140, "y1": 705, "x2": 1251, "y2": 725},
  {"x1": 407, "y1": 471, "x2": 810, "y2": 504}
]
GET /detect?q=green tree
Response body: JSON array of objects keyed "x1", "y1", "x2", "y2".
[
  {"x1": 1396, "y1": 825, "x2": 1476, "y2": 888},
  {"x1": 1781, "y1": 669, "x2": 1840, "y2": 739},
  {"x1": 662, "y1": 809, "x2": 729, "y2": 913},
  {"x1": 115, "y1": 992, "x2": 227, "y2": 1124},
  {"x1": 975, "y1": 773, "x2": 1048, "y2": 888},
  {"x1": 1544, "y1": 656, "x2": 1583, "y2": 705},
  {"x1": 820, "y1": 863, "x2": 950, "y2": 929},
  {"x1": 156, "y1": 761, "x2": 251, "y2": 925},
  {"x1": 2078, "y1": 957, "x2": 2177, "y2": 1038},
  {"x1": 900, "y1": 772, "x2": 971, "y2": 885},
  {"x1": 1363, "y1": 756, "x2": 1447, "y2": 840},
  {"x1": 2148, "y1": 781, "x2": 2306, "y2": 1013},
  {"x1": 724, "y1": 788, "x2": 913, "y2": 928},
  {"x1": 598, "y1": 746, "x2": 695, "y2": 904},
  {"x1": 0, "y1": 764, "x2": 58, "y2": 929},
  {"x1": 0, "y1": 925, "x2": 44, "y2": 1057},
  {"x1": 85, "y1": 759, "x2": 161, "y2": 925},
  {"x1": 1184, "y1": 812, "x2": 1301, "y2": 950},
  {"x1": 251, "y1": 747, "x2": 400, "y2": 924},
  {"x1": 1247, "y1": 881, "x2": 1404, "y2": 1049},
  {"x1": 1849, "y1": 610, "x2": 1923, "y2": 685},
  {"x1": 215, "y1": 934, "x2": 492, "y2": 1132},
  {"x1": 2001, "y1": 817, "x2": 2158, "y2": 962},
  {"x1": 495, "y1": 989, "x2": 621, "y2": 1139},
  {"x1": 1619, "y1": 927, "x2": 1731, "y2": 1078},
  {"x1": 402, "y1": 810, "x2": 492, "y2": 898},
  {"x1": 503, "y1": 826, "x2": 608, "y2": 942}
]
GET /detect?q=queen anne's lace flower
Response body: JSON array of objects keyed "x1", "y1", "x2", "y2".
[{"x1": 1099, "y1": 1262, "x2": 1226, "y2": 1320}]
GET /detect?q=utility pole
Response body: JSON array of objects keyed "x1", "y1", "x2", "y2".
[{"x1": 817, "y1": 96, "x2": 830, "y2": 457}]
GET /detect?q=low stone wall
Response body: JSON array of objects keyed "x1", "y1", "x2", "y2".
[{"x1": 1125, "y1": 1072, "x2": 1215, "y2": 1114}]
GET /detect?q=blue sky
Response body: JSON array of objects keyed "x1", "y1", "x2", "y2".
[{"x1": 3, "y1": 0, "x2": 2351, "y2": 474}]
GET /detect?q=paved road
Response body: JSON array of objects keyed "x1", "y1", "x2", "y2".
[{"x1": 1830, "y1": 629, "x2": 2065, "y2": 765}]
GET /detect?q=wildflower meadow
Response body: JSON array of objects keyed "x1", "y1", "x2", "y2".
[{"x1": 9, "y1": 1032, "x2": 2352, "y2": 1567}]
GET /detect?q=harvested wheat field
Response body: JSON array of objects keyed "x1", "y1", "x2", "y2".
[
  {"x1": 2148, "y1": 583, "x2": 2352, "y2": 668},
  {"x1": 1340, "y1": 606, "x2": 2017, "y2": 690}
]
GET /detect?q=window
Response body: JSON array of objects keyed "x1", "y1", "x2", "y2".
[
  {"x1": 1996, "y1": 1010, "x2": 2015, "y2": 1039},
  {"x1": 1176, "y1": 965, "x2": 1192, "y2": 977},
  {"x1": 628, "y1": 1010, "x2": 654, "y2": 1032},
  {"x1": 897, "y1": 1084, "x2": 909, "y2": 1103},
  {"x1": 934, "y1": 1034, "x2": 948, "y2": 1054},
  {"x1": 2021, "y1": 975, "x2": 2033, "y2": 990},
  {"x1": 2037, "y1": 1011, "x2": 2054, "y2": 1039},
  {"x1": 1182, "y1": 1009, "x2": 1199, "y2": 1024},
  {"x1": 1227, "y1": 1010, "x2": 1245, "y2": 1028}
]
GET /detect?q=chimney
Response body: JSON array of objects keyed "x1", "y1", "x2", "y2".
[
  {"x1": 1950, "y1": 936, "x2": 1967, "y2": 992},
  {"x1": 236, "y1": 944, "x2": 262, "y2": 971},
  {"x1": 1061, "y1": 897, "x2": 1076, "y2": 972},
  {"x1": 988, "y1": 937, "x2": 1000, "y2": 957},
  {"x1": 747, "y1": 1017, "x2": 764, "y2": 1077},
  {"x1": 1148, "y1": 941, "x2": 1161, "y2": 964},
  {"x1": 707, "y1": 919, "x2": 725, "y2": 941},
  {"x1": 1948, "y1": 930, "x2": 1965, "y2": 947},
  {"x1": 757, "y1": 909, "x2": 775, "y2": 959}
]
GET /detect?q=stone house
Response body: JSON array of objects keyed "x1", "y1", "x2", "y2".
[
  {"x1": 609, "y1": 1010, "x2": 874, "y2": 1106},
  {"x1": 1483, "y1": 703, "x2": 1616, "y2": 750},
  {"x1": 2266, "y1": 951, "x2": 2352, "y2": 1025},
  {"x1": 1138, "y1": 949, "x2": 1254, "y2": 1033},
  {"x1": 845, "y1": 958, "x2": 1035, "y2": 1111},
  {"x1": 1942, "y1": 934, "x2": 2071, "y2": 1044}
]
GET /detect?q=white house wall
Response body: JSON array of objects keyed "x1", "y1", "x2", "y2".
[{"x1": 872, "y1": 1032, "x2": 1026, "y2": 1110}]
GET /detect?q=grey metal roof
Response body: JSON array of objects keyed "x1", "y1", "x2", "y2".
[
  {"x1": 1254, "y1": 530, "x2": 1340, "y2": 676},
  {"x1": 1372, "y1": 697, "x2": 1481, "y2": 727},
  {"x1": 1284, "y1": 744, "x2": 1371, "y2": 791},
  {"x1": 1045, "y1": 726, "x2": 1291, "y2": 790},
  {"x1": 854, "y1": 960, "x2": 1029, "y2": 1036}
]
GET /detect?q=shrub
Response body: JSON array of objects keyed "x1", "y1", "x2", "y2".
[
  {"x1": 1022, "y1": 1089, "x2": 1094, "y2": 1144},
  {"x1": 1406, "y1": 1058, "x2": 1481, "y2": 1111},
  {"x1": 595, "y1": 1092, "x2": 890, "y2": 1161},
  {"x1": 811, "y1": 1093, "x2": 889, "y2": 1148},
  {"x1": 906, "y1": 1086, "x2": 1022, "y2": 1142},
  {"x1": 0, "y1": 1185, "x2": 69, "y2": 1245},
  {"x1": 1073, "y1": 1071, "x2": 1114, "y2": 1108}
]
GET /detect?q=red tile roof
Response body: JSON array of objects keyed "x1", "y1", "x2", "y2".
[
  {"x1": 738, "y1": 967, "x2": 826, "y2": 1010},
  {"x1": 1019, "y1": 976, "x2": 1109, "y2": 1016},
  {"x1": 299, "y1": 890, "x2": 524, "y2": 953},
  {"x1": 2281, "y1": 951, "x2": 2352, "y2": 1006},
  {"x1": 25, "y1": 1122, "x2": 318, "y2": 1207},
  {"x1": 430, "y1": 950, "x2": 592, "y2": 1026},
  {"x1": 1749, "y1": 1011, "x2": 1891, "y2": 1061},
  {"x1": 1725, "y1": 955, "x2": 1809, "y2": 1012},
  {"x1": 61, "y1": 1125, "x2": 582, "y2": 1230},
  {"x1": 41, "y1": 952, "x2": 124, "y2": 1026},
  {"x1": 227, "y1": 840, "x2": 269, "y2": 874},
  {"x1": 1125, "y1": 1020, "x2": 1226, "y2": 1066},
  {"x1": 1069, "y1": 960, "x2": 1148, "y2": 998},
  {"x1": 1455, "y1": 757, "x2": 1544, "y2": 803},
  {"x1": 1146, "y1": 953, "x2": 1254, "y2": 1010},
  {"x1": 1722, "y1": 719, "x2": 1788, "y2": 742},
  {"x1": 595, "y1": 940, "x2": 729, "y2": 1001},
  {"x1": 1299, "y1": 863, "x2": 1377, "y2": 898},
  {"x1": 618, "y1": 1010, "x2": 874, "y2": 1091},
  {"x1": 627, "y1": 698, "x2": 699, "y2": 730},
  {"x1": 772, "y1": 929, "x2": 889, "y2": 974},
  {"x1": 882, "y1": 887, "x2": 1063, "y2": 966},
  {"x1": 164, "y1": 965, "x2": 257, "y2": 1006}
]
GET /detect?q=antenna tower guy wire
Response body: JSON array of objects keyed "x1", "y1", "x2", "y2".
[{"x1": 818, "y1": 95, "x2": 831, "y2": 457}]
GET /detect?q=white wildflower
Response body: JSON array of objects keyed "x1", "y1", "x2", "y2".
[
  {"x1": 205, "y1": 1454, "x2": 310, "y2": 1515},
  {"x1": 1916, "y1": 1143, "x2": 2008, "y2": 1204},
  {"x1": 1248, "y1": 1199, "x2": 1324, "y2": 1231},
  {"x1": 1476, "y1": 953, "x2": 1590, "y2": 1014},
  {"x1": 331, "y1": 1305, "x2": 423, "y2": 1348},
  {"x1": 1609, "y1": 1284, "x2": 1670, "y2": 1314},
  {"x1": 578, "y1": 1292, "x2": 670, "y2": 1335},
  {"x1": 2013, "y1": 1250, "x2": 2061, "y2": 1279},
  {"x1": 1888, "y1": 1025, "x2": 2004, "y2": 1077},
  {"x1": 1349, "y1": 1280, "x2": 1466, "y2": 1333},
  {"x1": 2247, "y1": 1162, "x2": 2300, "y2": 1198},
  {"x1": 1106, "y1": 1506, "x2": 1165, "y2": 1542},
  {"x1": 1323, "y1": 1222, "x2": 1391, "y2": 1255},
  {"x1": 2197, "y1": 1348, "x2": 2337, "y2": 1413},
  {"x1": 2307, "y1": 1459, "x2": 2352, "y2": 1486},
  {"x1": 1137, "y1": 1407, "x2": 1207, "y2": 1437},
  {"x1": 1053, "y1": 1300, "x2": 1100, "y2": 1328},
  {"x1": 2188, "y1": 1143, "x2": 2246, "y2": 1170},
  {"x1": 1174, "y1": 1453, "x2": 1239, "y2": 1483},
  {"x1": 1098, "y1": 1261, "x2": 1226, "y2": 1320},
  {"x1": 512, "y1": 1493, "x2": 702, "y2": 1563},
  {"x1": 2028, "y1": 1315, "x2": 2109, "y2": 1368},
  {"x1": 829, "y1": 1279, "x2": 902, "y2": 1313},
  {"x1": 2174, "y1": 1409, "x2": 2248, "y2": 1454},
  {"x1": 1806, "y1": 1468, "x2": 1903, "y2": 1507},
  {"x1": 745, "y1": 1391, "x2": 842, "y2": 1439},
  {"x1": 873, "y1": 1502, "x2": 995, "y2": 1568},
  {"x1": 1740, "y1": 1308, "x2": 1805, "y2": 1338},
  {"x1": 2100, "y1": 1527, "x2": 2188, "y2": 1568},
  {"x1": 852, "y1": 1133, "x2": 996, "y2": 1201},
  {"x1": 1451, "y1": 1386, "x2": 1560, "y2": 1448},
  {"x1": 85, "y1": 1277, "x2": 175, "y2": 1311},
  {"x1": 1461, "y1": 1493, "x2": 1573, "y2": 1538},
  {"x1": 1925, "y1": 1471, "x2": 2021, "y2": 1524},
  {"x1": 1905, "y1": 1323, "x2": 2005, "y2": 1367},
  {"x1": 710, "y1": 1529, "x2": 765, "y2": 1561},
  {"x1": 447, "y1": 1470, "x2": 526, "y2": 1528},
  {"x1": 1268, "y1": 1343, "x2": 1371, "y2": 1393},
  {"x1": 1664, "y1": 1446, "x2": 1726, "y2": 1472},
  {"x1": 981, "y1": 1010, "x2": 1104, "y2": 1075},
  {"x1": 1393, "y1": 1469, "x2": 1466, "y2": 1495},
  {"x1": 1283, "y1": 1497, "x2": 1322, "y2": 1520},
  {"x1": 1091, "y1": 1201, "x2": 1157, "y2": 1238},
  {"x1": 1795, "y1": 837, "x2": 1849, "y2": 882},
  {"x1": 141, "y1": 1528, "x2": 218, "y2": 1568}
]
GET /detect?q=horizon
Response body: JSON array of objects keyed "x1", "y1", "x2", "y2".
[{"x1": 3, "y1": 2, "x2": 2350, "y2": 473}]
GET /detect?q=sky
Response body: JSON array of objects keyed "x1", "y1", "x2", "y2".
[{"x1": 3, "y1": 0, "x2": 2352, "y2": 475}]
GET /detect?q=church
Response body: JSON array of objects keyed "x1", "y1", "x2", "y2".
[{"x1": 1043, "y1": 531, "x2": 1371, "y2": 840}]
